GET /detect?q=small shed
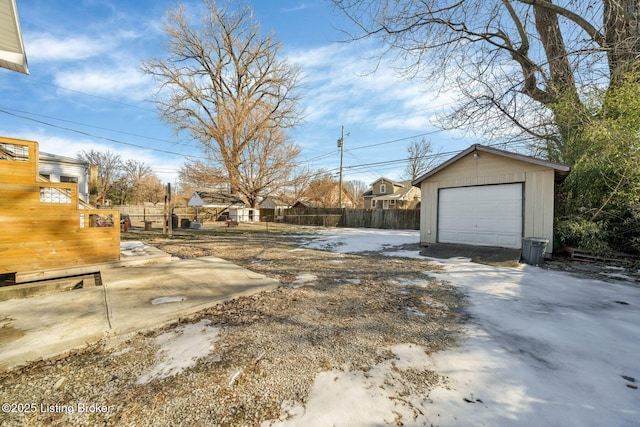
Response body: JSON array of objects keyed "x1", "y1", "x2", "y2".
[
  {"x1": 187, "y1": 191, "x2": 259, "y2": 222},
  {"x1": 228, "y1": 207, "x2": 259, "y2": 223},
  {"x1": 411, "y1": 144, "x2": 570, "y2": 254},
  {"x1": 188, "y1": 192, "x2": 246, "y2": 210},
  {"x1": 259, "y1": 196, "x2": 290, "y2": 221}
]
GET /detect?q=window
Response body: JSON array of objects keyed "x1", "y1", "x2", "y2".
[
  {"x1": 0, "y1": 143, "x2": 29, "y2": 162},
  {"x1": 380, "y1": 183, "x2": 386, "y2": 193},
  {"x1": 60, "y1": 176, "x2": 79, "y2": 183},
  {"x1": 40, "y1": 187, "x2": 72, "y2": 203},
  {"x1": 89, "y1": 213, "x2": 114, "y2": 227},
  {"x1": 390, "y1": 200, "x2": 396, "y2": 207}
]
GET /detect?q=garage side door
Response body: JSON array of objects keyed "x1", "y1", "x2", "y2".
[{"x1": 438, "y1": 183, "x2": 523, "y2": 248}]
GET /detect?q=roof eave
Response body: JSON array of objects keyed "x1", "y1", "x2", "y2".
[
  {"x1": 0, "y1": 0, "x2": 29, "y2": 75},
  {"x1": 412, "y1": 144, "x2": 571, "y2": 186}
]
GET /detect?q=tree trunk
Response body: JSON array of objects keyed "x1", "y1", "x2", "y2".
[{"x1": 604, "y1": 0, "x2": 640, "y2": 85}]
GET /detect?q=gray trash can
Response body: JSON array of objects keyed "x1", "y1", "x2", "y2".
[{"x1": 522, "y1": 237, "x2": 548, "y2": 266}]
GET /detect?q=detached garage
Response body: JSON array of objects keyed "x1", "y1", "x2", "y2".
[{"x1": 412, "y1": 144, "x2": 570, "y2": 255}]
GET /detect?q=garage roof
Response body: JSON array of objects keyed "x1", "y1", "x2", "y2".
[
  {"x1": 412, "y1": 144, "x2": 570, "y2": 187},
  {"x1": 0, "y1": 0, "x2": 29, "y2": 74}
]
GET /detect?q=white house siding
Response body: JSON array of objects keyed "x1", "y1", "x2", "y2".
[
  {"x1": 39, "y1": 153, "x2": 90, "y2": 203},
  {"x1": 418, "y1": 151, "x2": 559, "y2": 254}
]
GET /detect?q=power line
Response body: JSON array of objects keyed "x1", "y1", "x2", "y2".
[
  {"x1": 301, "y1": 128, "x2": 449, "y2": 166},
  {"x1": 0, "y1": 107, "x2": 187, "y2": 146},
  {"x1": 345, "y1": 130, "x2": 445, "y2": 152},
  {"x1": 0, "y1": 108, "x2": 202, "y2": 160},
  {"x1": 14, "y1": 73, "x2": 156, "y2": 113},
  {"x1": 328, "y1": 139, "x2": 531, "y2": 176}
]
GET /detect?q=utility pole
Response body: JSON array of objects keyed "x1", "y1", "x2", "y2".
[
  {"x1": 337, "y1": 126, "x2": 345, "y2": 208},
  {"x1": 163, "y1": 182, "x2": 172, "y2": 236}
]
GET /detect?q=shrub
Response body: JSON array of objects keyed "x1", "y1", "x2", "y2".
[{"x1": 555, "y1": 218, "x2": 611, "y2": 255}]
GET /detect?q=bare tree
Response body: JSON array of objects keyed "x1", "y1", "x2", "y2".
[
  {"x1": 274, "y1": 164, "x2": 313, "y2": 206},
  {"x1": 236, "y1": 125, "x2": 302, "y2": 207},
  {"x1": 177, "y1": 158, "x2": 228, "y2": 194},
  {"x1": 137, "y1": 175, "x2": 165, "y2": 205},
  {"x1": 142, "y1": 0, "x2": 303, "y2": 204},
  {"x1": 77, "y1": 149, "x2": 123, "y2": 205},
  {"x1": 344, "y1": 179, "x2": 368, "y2": 207},
  {"x1": 303, "y1": 171, "x2": 340, "y2": 207},
  {"x1": 123, "y1": 159, "x2": 154, "y2": 204},
  {"x1": 403, "y1": 138, "x2": 439, "y2": 181},
  {"x1": 331, "y1": 1, "x2": 640, "y2": 162}
]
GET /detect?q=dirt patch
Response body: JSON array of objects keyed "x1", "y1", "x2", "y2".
[
  {"x1": 0, "y1": 318, "x2": 24, "y2": 345},
  {"x1": 419, "y1": 243, "x2": 522, "y2": 267},
  {"x1": 0, "y1": 227, "x2": 466, "y2": 426}
]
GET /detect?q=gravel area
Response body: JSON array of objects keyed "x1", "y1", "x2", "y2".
[{"x1": 0, "y1": 227, "x2": 466, "y2": 426}]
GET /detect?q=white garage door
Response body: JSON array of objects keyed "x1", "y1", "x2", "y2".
[{"x1": 438, "y1": 183, "x2": 523, "y2": 248}]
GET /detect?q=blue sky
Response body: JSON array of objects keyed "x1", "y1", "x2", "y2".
[{"x1": 0, "y1": 0, "x2": 479, "y2": 186}]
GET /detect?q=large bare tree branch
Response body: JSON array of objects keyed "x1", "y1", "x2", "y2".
[
  {"x1": 332, "y1": 0, "x2": 640, "y2": 161},
  {"x1": 143, "y1": 0, "x2": 303, "y2": 201}
]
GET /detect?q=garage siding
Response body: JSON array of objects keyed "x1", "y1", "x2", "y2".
[{"x1": 418, "y1": 151, "x2": 558, "y2": 254}]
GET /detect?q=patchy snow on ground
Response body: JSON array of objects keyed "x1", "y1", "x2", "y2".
[
  {"x1": 290, "y1": 274, "x2": 318, "y2": 288},
  {"x1": 278, "y1": 228, "x2": 640, "y2": 426},
  {"x1": 150, "y1": 296, "x2": 187, "y2": 305},
  {"x1": 137, "y1": 319, "x2": 220, "y2": 384},
  {"x1": 262, "y1": 343, "x2": 433, "y2": 427},
  {"x1": 120, "y1": 240, "x2": 153, "y2": 257},
  {"x1": 302, "y1": 228, "x2": 419, "y2": 253}
]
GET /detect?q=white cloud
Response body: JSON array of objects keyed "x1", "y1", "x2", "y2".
[
  {"x1": 27, "y1": 33, "x2": 108, "y2": 62},
  {"x1": 53, "y1": 64, "x2": 153, "y2": 101},
  {"x1": 288, "y1": 42, "x2": 457, "y2": 131},
  {"x1": 26, "y1": 31, "x2": 138, "y2": 62}
]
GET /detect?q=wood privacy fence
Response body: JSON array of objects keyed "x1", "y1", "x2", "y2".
[
  {"x1": 283, "y1": 208, "x2": 420, "y2": 230},
  {"x1": 282, "y1": 208, "x2": 344, "y2": 227},
  {"x1": 342, "y1": 209, "x2": 420, "y2": 230},
  {"x1": 115, "y1": 206, "x2": 205, "y2": 227},
  {"x1": 113, "y1": 206, "x2": 420, "y2": 230}
]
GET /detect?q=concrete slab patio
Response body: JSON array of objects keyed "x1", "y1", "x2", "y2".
[{"x1": 0, "y1": 252, "x2": 280, "y2": 371}]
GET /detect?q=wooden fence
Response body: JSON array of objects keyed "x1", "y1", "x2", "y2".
[
  {"x1": 115, "y1": 206, "x2": 206, "y2": 228},
  {"x1": 342, "y1": 208, "x2": 420, "y2": 230},
  {"x1": 113, "y1": 205, "x2": 420, "y2": 230},
  {"x1": 283, "y1": 208, "x2": 420, "y2": 230},
  {"x1": 0, "y1": 137, "x2": 120, "y2": 278},
  {"x1": 282, "y1": 208, "x2": 344, "y2": 227}
]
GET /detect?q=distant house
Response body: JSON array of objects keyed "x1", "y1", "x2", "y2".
[
  {"x1": 299, "y1": 183, "x2": 357, "y2": 209},
  {"x1": 363, "y1": 178, "x2": 420, "y2": 209},
  {"x1": 259, "y1": 196, "x2": 290, "y2": 222},
  {"x1": 39, "y1": 152, "x2": 90, "y2": 203},
  {"x1": 188, "y1": 191, "x2": 259, "y2": 222},
  {"x1": 290, "y1": 199, "x2": 322, "y2": 209},
  {"x1": 188, "y1": 192, "x2": 246, "y2": 209}
]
